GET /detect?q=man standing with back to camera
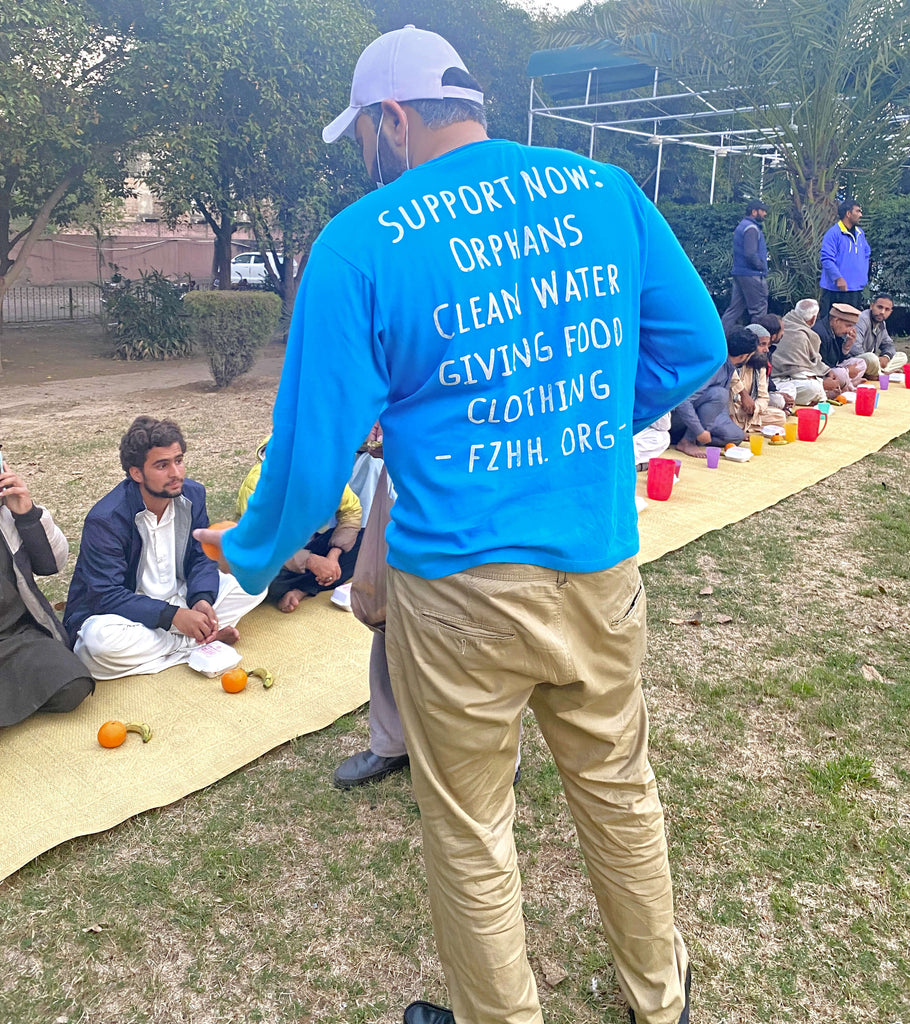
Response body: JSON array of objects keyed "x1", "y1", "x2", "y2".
[{"x1": 199, "y1": 26, "x2": 725, "y2": 1024}]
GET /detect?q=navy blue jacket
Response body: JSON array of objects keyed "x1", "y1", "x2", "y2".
[
  {"x1": 64, "y1": 478, "x2": 218, "y2": 644},
  {"x1": 731, "y1": 215, "x2": 768, "y2": 277}
]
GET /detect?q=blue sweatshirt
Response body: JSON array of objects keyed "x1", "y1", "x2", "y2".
[
  {"x1": 819, "y1": 220, "x2": 871, "y2": 291},
  {"x1": 223, "y1": 140, "x2": 725, "y2": 593}
]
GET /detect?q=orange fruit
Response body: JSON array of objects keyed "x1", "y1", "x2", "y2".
[
  {"x1": 201, "y1": 520, "x2": 236, "y2": 561},
  {"x1": 98, "y1": 720, "x2": 127, "y2": 748},
  {"x1": 221, "y1": 667, "x2": 248, "y2": 693}
]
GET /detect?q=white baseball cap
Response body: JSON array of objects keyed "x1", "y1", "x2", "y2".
[{"x1": 323, "y1": 25, "x2": 484, "y2": 143}]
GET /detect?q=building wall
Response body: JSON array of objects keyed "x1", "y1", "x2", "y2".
[{"x1": 11, "y1": 224, "x2": 259, "y2": 286}]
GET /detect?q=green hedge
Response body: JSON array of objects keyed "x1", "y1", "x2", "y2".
[
  {"x1": 184, "y1": 290, "x2": 282, "y2": 388},
  {"x1": 657, "y1": 201, "x2": 741, "y2": 308},
  {"x1": 863, "y1": 196, "x2": 910, "y2": 308},
  {"x1": 659, "y1": 196, "x2": 910, "y2": 330}
]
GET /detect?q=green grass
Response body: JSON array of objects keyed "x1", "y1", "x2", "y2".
[{"x1": 2, "y1": 373, "x2": 910, "y2": 1023}]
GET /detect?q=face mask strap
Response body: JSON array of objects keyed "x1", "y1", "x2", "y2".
[
  {"x1": 374, "y1": 108, "x2": 409, "y2": 188},
  {"x1": 375, "y1": 110, "x2": 385, "y2": 187}
]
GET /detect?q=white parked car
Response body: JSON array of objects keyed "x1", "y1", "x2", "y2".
[{"x1": 229, "y1": 252, "x2": 298, "y2": 285}]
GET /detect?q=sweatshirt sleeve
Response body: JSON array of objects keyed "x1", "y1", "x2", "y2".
[
  {"x1": 820, "y1": 227, "x2": 843, "y2": 281},
  {"x1": 222, "y1": 244, "x2": 389, "y2": 595},
  {"x1": 12, "y1": 505, "x2": 67, "y2": 576},
  {"x1": 624, "y1": 174, "x2": 727, "y2": 433}
]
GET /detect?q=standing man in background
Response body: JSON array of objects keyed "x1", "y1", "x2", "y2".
[
  {"x1": 201, "y1": 25, "x2": 725, "y2": 1024},
  {"x1": 818, "y1": 199, "x2": 870, "y2": 321},
  {"x1": 721, "y1": 200, "x2": 769, "y2": 335}
]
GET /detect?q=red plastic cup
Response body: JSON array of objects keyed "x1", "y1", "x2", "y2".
[
  {"x1": 904, "y1": 364, "x2": 910, "y2": 389},
  {"x1": 855, "y1": 386, "x2": 876, "y2": 416},
  {"x1": 646, "y1": 458, "x2": 675, "y2": 500}
]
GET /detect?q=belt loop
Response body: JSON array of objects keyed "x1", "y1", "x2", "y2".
[{"x1": 556, "y1": 570, "x2": 569, "y2": 588}]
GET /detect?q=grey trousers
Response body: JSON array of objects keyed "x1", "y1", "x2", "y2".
[
  {"x1": 721, "y1": 275, "x2": 768, "y2": 334},
  {"x1": 368, "y1": 630, "x2": 407, "y2": 757}
]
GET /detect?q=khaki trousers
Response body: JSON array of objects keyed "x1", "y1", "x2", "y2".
[{"x1": 386, "y1": 558, "x2": 687, "y2": 1024}]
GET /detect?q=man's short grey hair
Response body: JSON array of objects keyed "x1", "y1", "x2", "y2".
[
  {"x1": 794, "y1": 298, "x2": 820, "y2": 323},
  {"x1": 365, "y1": 98, "x2": 487, "y2": 132}
]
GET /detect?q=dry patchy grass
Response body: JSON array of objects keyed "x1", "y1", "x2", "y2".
[{"x1": 1, "y1": 352, "x2": 909, "y2": 1024}]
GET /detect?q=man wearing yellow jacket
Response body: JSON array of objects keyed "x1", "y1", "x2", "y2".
[{"x1": 237, "y1": 440, "x2": 363, "y2": 613}]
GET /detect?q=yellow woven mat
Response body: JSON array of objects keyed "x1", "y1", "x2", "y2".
[
  {"x1": 1, "y1": 596, "x2": 370, "y2": 881},
  {"x1": 3, "y1": 386, "x2": 909, "y2": 882},
  {"x1": 637, "y1": 385, "x2": 910, "y2": 563}
]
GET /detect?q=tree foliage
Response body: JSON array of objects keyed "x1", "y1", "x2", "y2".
[
  {"x1": 140, "y1": 0, "x2": 375, "y2": 314},
  {"x1": 0, "y1": 0, "x2": 146, "y2": 324},
  {"x1": 546, "y1": 0, "x2": 910, "y2": 297},
  {"x1": 371, "y1": 0, "x2": 539, "y2": 144}
]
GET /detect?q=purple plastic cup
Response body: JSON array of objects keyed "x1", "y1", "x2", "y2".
[{"x1": 705, "y1": 446, "x2": 721, "y2": 469}]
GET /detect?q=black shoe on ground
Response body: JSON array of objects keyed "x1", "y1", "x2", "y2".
[
  {"x1": 403, "y1": 1001, "x2": 455, "y2": 1024},
  {"x1": 629, "y1": 964, "x2": 691, "y2": 1024},
  {"x1": 333, "y1": 749, "x2": 409, "y2": 789}
]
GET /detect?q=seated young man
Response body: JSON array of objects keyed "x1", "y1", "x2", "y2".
[
  {"x1": 671, "y1": 328, "x2": 757, "y2": 457},
  {"x1": 851, "y1": 294, "x2": 908, "y2": 380},
  {"x1": 64, "y1": 417, "x2": 265, "y2": 679},
  {"x1": 237, "y1": 438, "x2": 364, "y2": 614},
  {"x1": 1, "y1": 458, "x2": 94, "y2": 726}
]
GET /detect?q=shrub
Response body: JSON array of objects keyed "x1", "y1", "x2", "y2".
[
  {"x1": 183, "y1": 290, "x2": 282, "y2": 388},
  {"x1": 101, "y1": 270, "x2": 194, "y2": 360},
  {"x1": 658, "y1": 201, "x2": 741, "y2": 309}
]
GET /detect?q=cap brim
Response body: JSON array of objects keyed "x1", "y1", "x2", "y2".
[{"x1": 322, "y1": 106, "x2": 360, "y2": 144}]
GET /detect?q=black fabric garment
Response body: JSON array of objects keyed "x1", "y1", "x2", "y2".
[
  {"x1": 267, "y1": 528, "x2": 364, "y2": 602},
  {"x1": 815, "y1": 318, "x2": 852, "y2": 370},
  {"x1": 0, "y1": 528, "x2": 94, "y2": 727},
  {"x1": 818, "y1": 288, "x2": 863, "y2": 323}
]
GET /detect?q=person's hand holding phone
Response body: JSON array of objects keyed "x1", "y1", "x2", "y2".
[{"x1": 0, "y1": 456, "x2": 36, "y2": 516}]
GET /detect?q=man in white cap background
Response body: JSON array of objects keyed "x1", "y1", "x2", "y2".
[{"x1": 199, "y1": 24, "x2": 725, "y2": 1024}]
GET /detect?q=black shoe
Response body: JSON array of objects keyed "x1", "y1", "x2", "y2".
[
  {"x1": 629, "y1": 964, "x2": 691, "y2": 1024},
  {"x1": 403, "y1": 1001, "x2": 454, "y2": 1024},
  {"x1": 333, "y1": 749, "x2": 409, "y2": 789}
]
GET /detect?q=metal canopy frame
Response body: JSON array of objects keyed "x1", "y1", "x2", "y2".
[{"x1": 527, "y1": 44, "x2": 787, "y2": 203}]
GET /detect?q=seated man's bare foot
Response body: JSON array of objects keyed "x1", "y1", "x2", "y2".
[
  {"x1": 278, "y1": 589, "x2": 305, "y2": 614},
  {"x1": 213, "y1": 625, "x2": 240, "y2": 645},
  {"x1": 676, "y1": 438, "x2": 707, "y2": 459}
]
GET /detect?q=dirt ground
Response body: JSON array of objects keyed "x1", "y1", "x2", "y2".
[{"x1": 0, "y1": 321, "x2": 286, "y2": 408}]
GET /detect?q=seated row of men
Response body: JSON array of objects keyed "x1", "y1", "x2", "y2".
[
  {"x1": 4, "y1": 292, "x2": 905, "y2": 726},
  {"x1": 633, "y1": 294, "x2": 905, "y2": 461},
  {"x1": 0, "y1": 416, "x2": 374, "y2": 727}
]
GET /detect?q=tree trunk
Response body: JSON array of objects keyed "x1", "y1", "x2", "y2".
[
  {"x1": 213, "y1": 222, "x2": 234, "y2": 290},
  {"x1": 193, "y1": 197, "x2": 235, "y2": 289},
  {"x1": 0, "y1": 165, "x2": 84, "y2": 374}
]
